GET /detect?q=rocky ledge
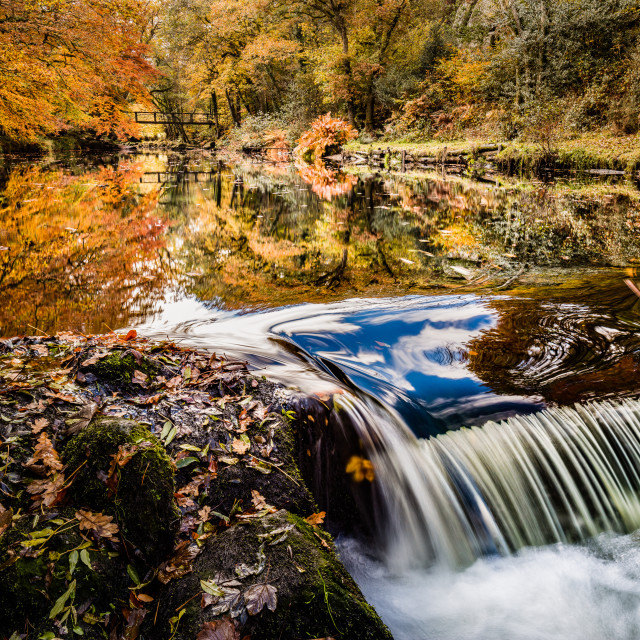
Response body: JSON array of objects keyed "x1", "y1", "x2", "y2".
[{"x1": 0, "y1": 332, "x2": 391, "y2": 640}]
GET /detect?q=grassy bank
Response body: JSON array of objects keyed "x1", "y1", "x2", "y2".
[{"x1": 345, "y1": 132, "x2": 640, "y2": 173}]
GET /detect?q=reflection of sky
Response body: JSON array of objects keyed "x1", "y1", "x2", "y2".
[
  {"x1": 274, "y1": 296, "x2": 544, "y2": 435},
  {"x1": 137, "y1": 294, "x2": 546, "y2": 436}
]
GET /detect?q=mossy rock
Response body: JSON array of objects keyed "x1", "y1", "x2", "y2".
[
  {"x1": 150, "y1": 510, "x2": 393, "y2": 640},
  {"x1": 0, "y1": 508, "x2": 129, "y2": 637},
  {"x1": 63, "y1": 417, "x2": 180, "y2": 564},
  {"x1": 84, "y1": 350, "x2": 159, "y2": 384}
]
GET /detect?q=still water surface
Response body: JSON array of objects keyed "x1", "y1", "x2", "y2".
[{"x1": 3, "y1": 152, "x2": 640, "y2": 638}]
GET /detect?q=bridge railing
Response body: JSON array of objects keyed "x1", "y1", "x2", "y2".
[{"x1": 134, "y1": 112, "x2": 215, "y2": 125}]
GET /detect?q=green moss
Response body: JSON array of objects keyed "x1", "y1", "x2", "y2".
[
  {"x1": 63, "y1": 417, "x2": 180, "y2": 564},
  {"x1": 88, "y1": 351, "x2": 159, "y2": 384},
  {"x1": 152, "y1": 510, "x2": 391, "y2": 640},
  {"x1": 0, "y1": 510, "x2": 129, "y2": 637},
  {"x1": 253, "y1": 513, "x2": 393, "y2": 640}
]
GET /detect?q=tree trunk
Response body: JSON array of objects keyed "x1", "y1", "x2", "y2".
[
  {"x1": 340, "y1": 25, "x2": 356, "y2": 127},
  {"x1": 211, "y1": 91, "x2": 220, "y2": 138},
  {"x1": 235, "y1": 93, "x2": 242, "y2": 125},
  {"x1": 365, "y1": 84, "x2": 375, "y2": 133},
  {"x1": 226, "y1": 89, "x2": 241, "y2": 126}
]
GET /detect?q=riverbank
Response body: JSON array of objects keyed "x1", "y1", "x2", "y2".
[
  {"x1": 344, "y1": 132, "x2": 640, "y2": 174},
  {"x1": 0, "y1": 332, "x2": 391, "y2": 639}
]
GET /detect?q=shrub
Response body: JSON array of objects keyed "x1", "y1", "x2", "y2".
[{"x1": 294, "y1": 113, "x2": 358, "y2": 163}]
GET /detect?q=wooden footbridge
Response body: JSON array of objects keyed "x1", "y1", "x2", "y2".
[
  {"x1": 139, "y1": 171, "x2": 219, "y2": 184},
  {"x1": 134, "y1": 112, "x2": 215, "y2": 126}
]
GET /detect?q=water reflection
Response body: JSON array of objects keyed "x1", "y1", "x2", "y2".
[
  {"x1": 2, "y1": 153, "x2": 640, "y2": 429},
  {"x1": 2, "y1": 152, "x2": 640, "y2": 336}
]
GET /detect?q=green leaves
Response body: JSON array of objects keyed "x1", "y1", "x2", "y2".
[
  {"x1": 69, "y1": 550, "x2": 79, "y2": 575},
  {"x1": 200, "y1": 579, "x2": 225, "y2": 597},
  {"x1": 49, "y1": 579, "x2": 76, "y2": 619}
]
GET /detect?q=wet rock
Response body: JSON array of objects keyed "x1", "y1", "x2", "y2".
[
  {"x1": 63, "y1": 417, "x2": 180, "y2": 564},
  {"x1": 149, "y1": 510, "x2": 393, "y2": 640}
]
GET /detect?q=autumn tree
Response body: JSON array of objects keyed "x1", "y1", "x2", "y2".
[{"x1": 0, "y1": 0, "x2": 158, "y2": 143}]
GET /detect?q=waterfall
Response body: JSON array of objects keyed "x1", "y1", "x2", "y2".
[{"x1": 336, "y1": 395, "x2": 640, "y2": 570}]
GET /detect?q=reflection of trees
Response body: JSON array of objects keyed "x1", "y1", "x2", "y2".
[
  {"x1": 296, "y1": 162, "x2": 358, "y2": 200},
  {"x1": 174, "y1": 166, "x2": 640, "y2": 310},
  {"x1": 466, "y1": 282, "x2": 640, "y2": 404},
  {"x1": 0, "y1": 163, "x2": 170, "y2": 336}
]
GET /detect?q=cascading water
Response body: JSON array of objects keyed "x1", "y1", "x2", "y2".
[
  {"x1": 336, "y1": 395, "x2": 640, "y2": 570},
  {"x1": 135, "y1": 287, "x2": 640, "y2": 639}
]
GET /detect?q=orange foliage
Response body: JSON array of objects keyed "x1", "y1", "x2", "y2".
[
  {"x1": 296, "y1": 162, "x2": 358, "y2": 200},
  {"x1": 0, "y1": 0, "x2": 157, "y2": 142},
  {"x1": 0, "y1": 163, "x2": 168, "y2": 336},
  {"x1": 295, "y1": 114, "x2": 358, "y2": 163}
]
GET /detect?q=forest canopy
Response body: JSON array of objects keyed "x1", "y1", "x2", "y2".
[{"x1": 1, "y1": 0, "x2": 640, "y2": 144}]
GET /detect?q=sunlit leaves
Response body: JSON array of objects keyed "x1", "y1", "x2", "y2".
[
  {"x1": 295, "y1": 114, "x2": 358, "y2": 164},
  {"x1": 0, "y1": 0, "x2": 157, "y2": 141}
]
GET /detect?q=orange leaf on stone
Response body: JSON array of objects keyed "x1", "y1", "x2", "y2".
[{"x1": 305, "y1": 512, "x2": 326, "y2": 526}]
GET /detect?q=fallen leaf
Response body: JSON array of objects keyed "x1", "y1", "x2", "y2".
[
  {"x1": 125, "y1": 330, "x2": 138, "y2": 341},
  {"x1": 75, "y1": 510, "x2": 119, "y2": 539},
  {"x1": 132, "y1": 370, "x2": 148, "y2": 385},
  {"x1": 305, "y1": 512, "x2": 326, "y2": 526},
  {"x1": 201, "y1": 587, "x2": 243, "y2": 617},
  {"x1": 231, "y1": 438, "x2": 250, "y2": 455},
  {"x1": 157, "y1": 542, "x2": 201, "y2": 584},
  {"x1": 81, "y1": 351, "x2": 109, "y2": 367},
  {"x1": 251, "y1": 490, "x2": 276, "y2": 513},
  {"x1": 123, "y1": 607, "x2": 147, "y2": 640},
  {"x1": 27, "y1": 473, "x2": 66, "y2": 507},
  {"x1": 244, "y1": 583, "x2": 277, "y2": 616},
  {"x1": 197, "y1": 618, "x2": 239, "y2": 640},
  {"x1": 24, "y1": 432, "x2": 64, "y2": 474},
  {"x1": 345, "y1": 456, "x2": 375, "y2": 482},
  {"x1": 31, "y1": 344, "x2": 49, "y2": 357},
  {"x1": 32, "y1": 418, "x2": 49, "y2": 434},
  {"x1": 0, "y1": 505, "x2": 12, "y2": 537},
  {"x1": 64, "y1": 402, "x2": 97, "y2": 436}
]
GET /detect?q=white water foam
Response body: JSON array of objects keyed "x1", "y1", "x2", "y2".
[{"x1": 338, "y1": 533, "x2": 640, "y2": 640}]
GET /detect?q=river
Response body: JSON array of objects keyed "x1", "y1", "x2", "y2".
[{"x1": 2, "y1": 150, "x2": 640, "y2": 638}]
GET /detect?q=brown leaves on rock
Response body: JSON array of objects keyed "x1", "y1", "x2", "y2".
[
  {"x1": 305, "y1": 512, "x2": 326, "y2": 527},
  {"x1": 231, "y1": 438, "x2": 250, "y2": 455},
  {"x1": 244, "y1": 582, "x2": 277, "y2": 616},
  {"x1": 251, "y1": 490, "x2": 276, "y2": 514},
  {"x1": 157, "y1": 541, "x2": 201, "y2": 584},
  {"x1": 0, "y1": 503, "x2": 12, "y2": 538},
  {"x1": 24, "y1": 432, "x2": 63, "y2": 476},
  {"x1": 32, "y1": 417, "x2": 49, "y2": 434},
  {"x1": 75, "y1": 509, "x2": 119, "y2": 539},
  {"x1": 63, "y1": 401, "x2": 98, "y2": 436},
  {"x1": 197, "y1": 618, "x2": 239, "y2": 640},
  {"x1": 132, "y1": 369, "x2": 148, "y2": 386},
  {"x1": 27, "y1": 473, "x2": 66, "y2": 508}
]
